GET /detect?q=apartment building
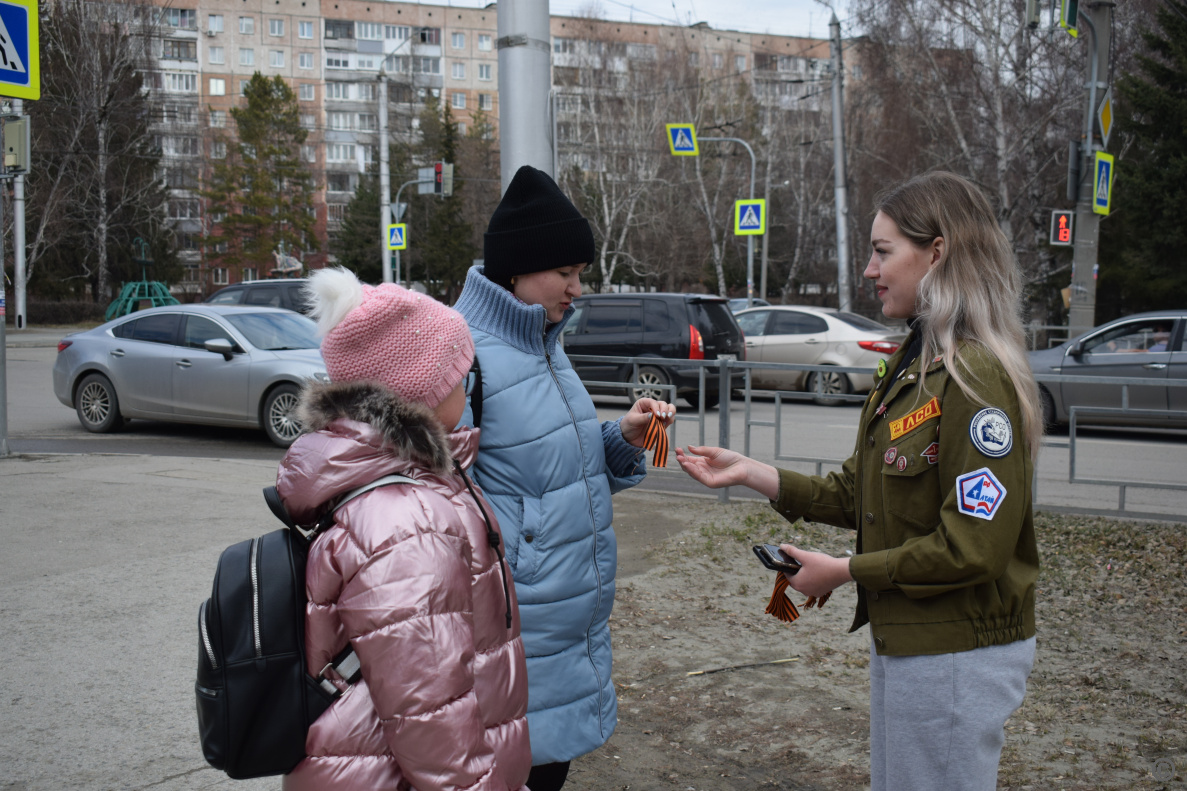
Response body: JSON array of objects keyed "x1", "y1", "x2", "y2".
[{"x1": 146, "y1": 0, "x2": 831, "y2": 294}]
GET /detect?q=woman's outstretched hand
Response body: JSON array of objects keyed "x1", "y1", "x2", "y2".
[
  {"x1": 620, "y1": 398, "x2": 676, "y2": 447},
  {"x1": 675, "y1": 445, "x2": 781, "y2": 500}
]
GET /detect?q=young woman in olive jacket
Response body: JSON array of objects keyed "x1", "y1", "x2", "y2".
[{"x1": 677, "y1": 171, "x2": 1041, "y2": 791}]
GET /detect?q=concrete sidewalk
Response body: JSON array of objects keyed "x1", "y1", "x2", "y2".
[
  {"x1": 3, "y1": 327, "x2": 72, "y2": 348},
  {"x1": 0, "y1": 451, "x2": 706, "y2": 790}
]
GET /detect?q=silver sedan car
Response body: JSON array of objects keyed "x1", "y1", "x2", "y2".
[
  {"x1": 52, "y1": 305, "x2": 328, "y2": 447},
  {"x1": 733, "y1": 305, "x2": 906, "y2": 404}
]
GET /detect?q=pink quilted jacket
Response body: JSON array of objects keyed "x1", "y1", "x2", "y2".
[{"x1": 277, "y1": 381, "x2": 530, "y2": 791}]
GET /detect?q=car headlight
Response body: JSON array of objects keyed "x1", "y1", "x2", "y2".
[{"x1": 312, "y1": 371, "x2": 330, "y2": 383}]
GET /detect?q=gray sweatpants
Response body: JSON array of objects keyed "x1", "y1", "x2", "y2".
[{"x1": 868, "y1": 636, "x2": 1035, "y2": 791}]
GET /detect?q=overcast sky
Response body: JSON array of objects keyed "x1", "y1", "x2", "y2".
[{"x1": 436, "y1": 0, "x2": 856, "y2": 39}]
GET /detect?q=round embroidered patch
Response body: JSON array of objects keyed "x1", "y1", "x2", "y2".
[
  {"x1": 896, "y1": 455, "x2": 908, "y2": 472},
  {"x1": 969, "y1": 407, "x2": 1013, "y2": 458},
  {"x1": 884, "y1": 447, "x2": 898, "y2": 464}
]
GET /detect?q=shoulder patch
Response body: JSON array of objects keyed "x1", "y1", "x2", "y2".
[
  {"x1": 889, "y1": 396, "x2": 941, "y2": 440},
  {"x1": 969, "y1": 407, "x2": 1013, "y2": 458},
  {"x1": 956, "y1": 468, "x2": 1007, "y2": 520}
]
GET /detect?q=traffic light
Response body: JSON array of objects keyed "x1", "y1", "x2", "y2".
[
  {"x1": 1050, "y1": 210, "x2": 1074, "y2": 247},
  {"x1": 433, "y1": 161, "x2": 454, "y2": 197},
  {"x1": 1025, "y1": 0, "x2": 1040, "y2": 29}
]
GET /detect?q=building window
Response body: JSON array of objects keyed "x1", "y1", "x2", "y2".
[
  {"x1": 298, "y1": 52, "x2": 313, "y2": 69},
  {"x1": 451, "y1": 92, "x2": 466, "y2": 109},
  {"x1": 240, "y1": 80, "x2": 250, "y2": 96},
  {"x1": 170, "y1": 200, "x2": 201, "y2": 219},
  {"x1": 385, "y1": 55, "x2": 409, "y2": 73},
  {"x1": 451, "y1": 32, "x2": 465, "y2": 49},
  {"x1": 325, "y1": 19, "x2": 353, "y2": 39},
  {"x1": 688, "y1": 52, "x2": 699, "y2": 67},
  {"x1": 356, "y1": 56, "x2": 377, "y2": 70},
  {"x1": 457, "y1": 121, "x2": 466, "y2": 135},
  {"x1": 478, "y1": 93, "x2": 492, "y2": 110},
  {"x1": 208, "y1": 46, "x2": 224, "y2": 65},
  {"x1": 327, "y1": 144, "x2": 356, "y2": 162},
  {"x1": 327, "y1": 172, "x2": 353, "y2": 192},
  {"x1": 211, "y1": 140, "x2": 227, "y2": 159},
  {"x1": 627, "y1": 42, "x2": 656, "y2": 60},
  {"x1": 413, "y1": 57, "x2": 440, "y2": 75},
  {"x1": 242, "y1": 267, "x2": 258, "y2": 281},
  {"x1": 477, "y1": 63, "x2": 491, "y2": 81},
  {"x1": 553, "y1": 37, "x2": 575, "y2": 54},
  {"x1": 300, "y1": 144, "x2": 316, "y2": 162},
  {"x1": 238, "y1": 16, "x2": 254, "y2": 35},
  {"x1": 713, "y1": 53, "x2": 723, "y2": 69},
  {"x1": 163, "y1": 39, "x2": 197, "y2": 60},
  {"x1": 239, "y1": 48, "x2": 254, "y2": 66},
  {"x1": 164, "y1": 136, "x2": 200, "y2": 157},
  {"x1": 357, "y1": 83, "x2": 377, "y2": 101},
  {"x1": 269, "y1": 19, "x2": 284, "y2": 36},
  {"x1": 270, "y1": 50, "x2": 284, "y2": 68},
  {"x1": 451, "y1": 61, "x2": 465, "y2": 80},
  {"x1": 325, "y1": 82, "x2": 349, "y2": 100},
  {"x1": 385, "y1": 25, "x2": 410, "y2": 41},
  {"x1": 327, "y1": 204, "x2": 346, "y2": 224},
  {"x1": 299, "y1": 114, "x2": 315, "y2": 129},
  {"x1": 164, "y1": 72, "x2": 197, "y2": 93},
  {"x1": 208, "y1": 14, "x2": 224, "y2": 33},
  {"x1": 162, "y1": 8, "x2": 197, "y2": 29},
  {"x1": 208, "y1": 77, "x2": 226, "y2": 96},
  {"x1": 209, "y1": 110, "x2": 226, "y2": 127},
  {"x1": 735, "y1": 54, "x2": 746, "y2": 72},
  {"x1": 357, "y1": 113, "x2": 378, "y2": 131},
  {"x1": 327, "y1": 112, "x2": 352, "y2": 130},
  {"x1": 478, "y1": 34, "x2": 492, "y2": 51},
  {"x1": 326, "y1": 55, "x2": 349, "y2": 70},
  {"x1": 417, "y1": 27, "x2": 441, "y2": 45},
  {"x1": 298, "y1": 20, "x2": 313, "y2": 39},
  {"x1": 356, "y1": 22, "x2": 382, "y2": 40},
  {"x1": 213, "y1": 268, "x2": 229, "y2": 286},
  {"x1": 298, "y1": 83, "x2": 314, "y2": 101}
]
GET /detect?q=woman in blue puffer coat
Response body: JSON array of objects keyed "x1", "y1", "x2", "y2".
[{"x1": 455, "y1": 165, "x2": 676, "y2": 791}]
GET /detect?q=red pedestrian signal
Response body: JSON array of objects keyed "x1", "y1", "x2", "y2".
[
  {"x1": 1049, "y1": 210, "x2": 1074, "y2": 247},
  {"x1": 434, "y1": 161, "x2": 444, "y2": 193}
]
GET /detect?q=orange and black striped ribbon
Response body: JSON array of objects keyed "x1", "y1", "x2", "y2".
[
  {"x1": 643, "y1": 413, "x2": 669, "y2": 468},
  {"x1": 765, "y1": 574, "x2": 801, "y2": 623}
]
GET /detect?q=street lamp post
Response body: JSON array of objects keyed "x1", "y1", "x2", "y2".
[
  {"x1": 701, "y1": 136, "x2": 757, "y2": 308},
  {"x1": 391, "y1": 176, "x2": 433, "y2": 286}
]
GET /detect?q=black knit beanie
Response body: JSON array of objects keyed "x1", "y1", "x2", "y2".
[{"x1": 483, "y1": 165, "x2": 596, "y2": 289}]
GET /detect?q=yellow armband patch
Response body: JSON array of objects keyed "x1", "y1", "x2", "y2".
[{"x1": 889, "y1": 396, "x2": 941, "y2": 440}]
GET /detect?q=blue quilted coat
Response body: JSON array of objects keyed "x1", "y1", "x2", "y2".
[{"x1": 455, "y1": 265, "x2": 646, "y2": 764}]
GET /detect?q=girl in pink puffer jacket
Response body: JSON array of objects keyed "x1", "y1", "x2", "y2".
[{"x1": 277, "y1": 268, "x2": 530, "y2": 791}]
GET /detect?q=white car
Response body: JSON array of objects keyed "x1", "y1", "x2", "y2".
[{"x1": 733, "y1": 305, "x2": 905, "y2": 404}]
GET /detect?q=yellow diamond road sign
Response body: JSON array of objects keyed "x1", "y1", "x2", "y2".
[
  {"x1": 0, "y1": 0, "x2": 39, "y2": 100},
  {"x1": 1097, "y1": 87, "x2": 1113, "y2": 149}
]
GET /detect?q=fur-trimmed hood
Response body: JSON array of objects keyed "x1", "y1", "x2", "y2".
[
  {"x1": 297, "y1": 379, "x2": 454, "y2": 474},
  {"x1": 276, "y1": 380, "x2": 479, "y2": 526}
]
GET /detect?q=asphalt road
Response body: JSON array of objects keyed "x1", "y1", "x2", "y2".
[{"x1": 5, "y1": 340, "x2": 1187, "y2": 515}]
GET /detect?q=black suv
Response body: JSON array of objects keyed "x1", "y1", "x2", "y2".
[
  {"x1": 205, "y1": 279, "x2": 311, "y2": 315},
  {"x1": 561, "y1": 293, "x2": 746, "y2": 408}
]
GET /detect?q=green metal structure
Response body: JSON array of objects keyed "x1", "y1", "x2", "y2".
[{"x1": 104, "y1": 238, "x2": 180, "y2": 320}]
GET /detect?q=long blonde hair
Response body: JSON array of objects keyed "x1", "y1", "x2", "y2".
[{"x1": 875, "y1": 171, "x2": 1043, "y2": 460}]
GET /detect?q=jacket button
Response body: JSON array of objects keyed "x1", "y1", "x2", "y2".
[
  {"x1": 864, "y1": 512, "x2": 874, "y2": 524},
  {"x1": 875, "y1": 637, "x2": 885, "y2": 650},
  {"x1": 524, "y1": 535, "x2": 534, "y2": 543},
  {"x1": 870, "y1": 590, "x2": 879, "y2": 601},
  {"x1": 867, "y1": 435, "x2": 875, "y2": 447}
]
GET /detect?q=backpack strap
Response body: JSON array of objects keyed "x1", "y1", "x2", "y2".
[
  {"x1": 470, "y1": 353, "x2": 484, "y2": 429},
  {"x1": 266, "y1": 474, "x2": 422, "y2": 545}
]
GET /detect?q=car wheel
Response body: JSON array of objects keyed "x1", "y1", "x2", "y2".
[
  {"x1": 262, "y1": 384, "x2": 303, "y2": 448},
  {"x1": 629, "y1": 365, "x2": 671, "y2": 403},
  {"x1": 1039, "y1": 386, "x2": 1064, "y2": 434},
  {"x1": 806, "y1": 367, "x2": 852, "y2": 406},
  {"x1": 75, "y1": 373, "x2": 125, "y2": 433}
]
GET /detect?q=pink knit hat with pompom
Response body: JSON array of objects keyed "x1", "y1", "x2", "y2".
[{"x1": 305, "y1": 268, "x2": 474, "y2": 409}]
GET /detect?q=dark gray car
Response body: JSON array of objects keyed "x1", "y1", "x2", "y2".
[
  {"x1": 52, "y1": 305, "x2": 328, "y2": 447},
  {"x1": 1028, "y1": 310, "x2": 1186, "y2": 428}
]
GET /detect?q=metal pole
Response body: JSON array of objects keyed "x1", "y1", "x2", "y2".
[
  {"x1": 701, "y1": 136, "x2": 756, "y2": 307},
  {"x1": 392, "y1": 177, "x2": 433, "y2": 287},
  {"x1": 13, "y1": 98, "x2": 24, "y2": 330},
  {"x1": 1067, "y1": 6, "x2": 1111, "y2": 338},
  {"x1": 1, "y1": 176, "x2": 8, "y2": 457},
  {"x1": 497, "y1": 0, "x2": 555, "y2": 191},
  {"x1": 378, "y1": 74, "x2": 392, "y2": 284},
  {"x1": 829, "y1": 13, "x2": 853, "y2": 313},
  {"x1": 717, "y1": 359, "x2": 731, "y2": 503}
]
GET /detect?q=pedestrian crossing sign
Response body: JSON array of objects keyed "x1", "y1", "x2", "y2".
[
  {"x1": 734, "y1": 199, "x2": 766, "y2": 236},
  {"x1": 666, "y1": 123, "x2": 699, "y2": 156},
  {"x1": 1092, "y1": 152, "x2": 1113, "y2": 216},
  {"x1": 387, "y1": 223, "x2": 407, "y2": 250},
  {"x1": 0, "y1": 0, "x2": 39, "y2": 100}
]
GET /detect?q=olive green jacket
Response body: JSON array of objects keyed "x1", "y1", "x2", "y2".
[{"x1": 772, "y1": 336, "x2": 1038, "y2": 656}]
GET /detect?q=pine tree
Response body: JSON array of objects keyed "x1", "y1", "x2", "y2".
[
  {"x1": 331, "y1": 173, "x2": 382, "y2": 283},
  {"x1": 1097, "y1": 0, "x2": 1187, "y2": 318},
  {"x1": 422, "y1": 100, "x2": 477, "y2": 302},
  {"x1": 203, "y1": 73, "x2": 317, "y2": 278}
]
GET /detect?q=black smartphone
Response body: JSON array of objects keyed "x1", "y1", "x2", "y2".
[{"x1": 753, "y1": 543, "x2": 801, "y2": 574}]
